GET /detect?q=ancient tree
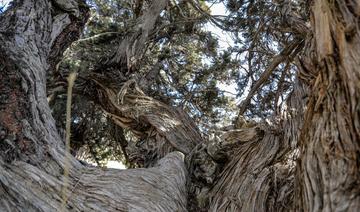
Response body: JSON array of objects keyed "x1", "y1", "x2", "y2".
[{"x1": 0, "y1": 0, "x2": 359, "y2": 211}]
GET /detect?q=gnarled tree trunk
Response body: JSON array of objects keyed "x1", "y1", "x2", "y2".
[
  {"x1": 0, "y1": 0, "x2": 359, "y2": 211},
  {"x1": 295, "y1": 0, "x2": 360, "y2": 211},
  {"x1": 0, "y1": 0, "x2": 189, "y2": 211}
]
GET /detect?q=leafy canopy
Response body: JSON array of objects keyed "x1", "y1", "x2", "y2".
[{"x1": 48, "y1": 0, "x2": 308, "y2": 166}]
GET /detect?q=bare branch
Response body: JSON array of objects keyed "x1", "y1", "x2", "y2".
[{"x1": 236, "y1": 40, "x2": 302, "y2": 118}]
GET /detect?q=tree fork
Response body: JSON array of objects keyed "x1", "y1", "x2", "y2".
[{"x1": 0, "y1": 0, "x2": 359, "y2": 211}]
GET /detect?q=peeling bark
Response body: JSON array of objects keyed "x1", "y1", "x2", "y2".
[
  {"x1": 90, "y1": 81, "x2": 203, "y2": 166},
  {"x1": 59, "y1": 0, "x2": 203, "y2": 167},
  {"x1": 1, "y1": 0, "x2": 359, "y2": 211},
  {"x1": 0, "y1": 1, "x2": 188, "y2": 211},
  {"x1": 203, "y1": 82, "x2": 307, "y2": 212},
  {"x1": 295, "y1": 0, "x2": 360, "y2": 211}
]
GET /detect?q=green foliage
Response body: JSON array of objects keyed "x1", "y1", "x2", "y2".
[
  {"x1": 48, "y1": 0, "x2": 307, "y2": 165},
  {"x1": 222, "y1": 0, "x2": 308, "y2": 119}
]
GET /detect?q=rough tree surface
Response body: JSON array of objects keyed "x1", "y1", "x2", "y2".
[{"x1": 0, "y1": 0, "x2": 359, "y2": 212}]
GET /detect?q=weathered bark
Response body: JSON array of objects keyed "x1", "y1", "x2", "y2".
[
  {"x1": 52, "y1": 0, "x2": 204, "y2": 167},
  {"x1": 295, "y1": 0, "x2": 360, "y2": 211},
  {"x1": 203, "y1": 82, "x2": 308, "y2": 212},
  {"x1": 0, "y1": 0, "x2": 189, "y2": 211},
  {"x1": 0, "y1": 0, "x2": 89, "y2": 170},
  {"x1": 0, "y1": 151, "x2": 188, "y2": 211},
  {"x1": 89, "y1": 81, "x2": 203, "y2": 166},
  {"x1": 1, "y1": 0, "x2": 360, "y2": 211}
]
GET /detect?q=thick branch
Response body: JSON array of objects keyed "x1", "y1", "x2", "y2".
[
  {"x1": 84, "y1": 79, "x2": 203, "y2": 166},
  {"x1": 107, "y1": 0, "x2": 169, "y2": 69},
  {"x1": 0, "y1": 0, "x2": 89, "y2": 167},
  {"x1": 0, "y1": 1, "x2": 190, "y2": 211},
  {"x1": 207, "y1": 81, "x2": 308, "y2": 212},
  {"x1": 0, "y1": 151, "x2": 188, "y2": 211}
]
